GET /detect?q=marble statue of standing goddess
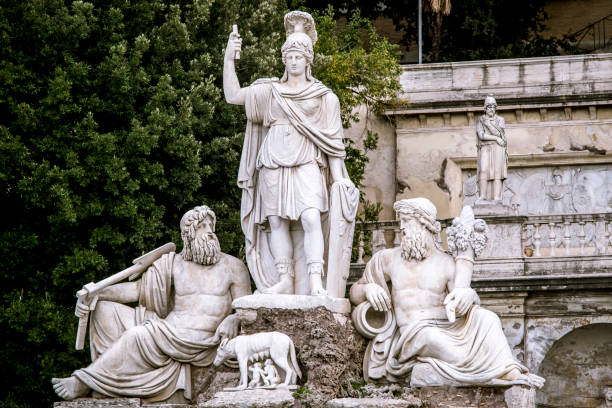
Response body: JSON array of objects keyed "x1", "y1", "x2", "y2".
[
  {"x1": 224, "y1": 11, "x2": 358, "y2": 297},
  {"x1": 476, "y1": 95, "x2": 507, "y2": 201}
]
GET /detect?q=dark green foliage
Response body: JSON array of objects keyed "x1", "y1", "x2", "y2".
[
  {"x1": 0, "y1": 0, "x2": 283, "y2": 405},
  {"x1": 303, "y1": 0, "x2": 577, "y2": 62},
  {"x1": 0, "y1": 1, "x2": 399, "y2": 406},
  {"x1": 311, "y1": 7, "x2": 399, "y2": 213}
]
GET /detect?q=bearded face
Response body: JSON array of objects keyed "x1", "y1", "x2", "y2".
[
  {"x1": 188, "y1": 231, "x2": 221, "y2": 265},
  {"x1": 399, "y1": 216, "x2": 432, "y2": 262},
  {"x1": 181, "y1": 215, "x2": 221, "y2": 265}
]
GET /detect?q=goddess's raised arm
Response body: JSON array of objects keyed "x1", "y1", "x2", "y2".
[{"x1": 223, "y1": 27, "x2": 247, "y2": 105}]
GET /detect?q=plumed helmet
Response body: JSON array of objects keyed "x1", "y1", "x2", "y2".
[{"x1": 281, "y1": 11, "x2": 317, "y2": 63}]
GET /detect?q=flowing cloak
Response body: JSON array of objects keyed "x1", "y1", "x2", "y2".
[
  {"x1": 476, "y1": 114, "x2": 507, "y2": 181},
  {"x1": 237, "y1": 79, "x2": 358, "y2": 292},
  {"x1": 357, "y1": 250, "x2": 529, "y2": 384},
  {"x1": 73, "y1": 253, "x2": 219, "y2": 402}
]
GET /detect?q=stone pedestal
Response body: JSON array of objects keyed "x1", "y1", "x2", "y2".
[
  {"x1": 326, "y1": 398, "x2": 421, "y2": 407},
  {"x1": 54, "y1": 399, "x2": 141, "y2": 408},
  {"x1": 414, "y1": 385, "x2": 535, "y2": 408},
  {"x1": 199, "y1": 389, "x2": 295, "y2": 408},
  {"x1": 232, "y1": 295, "x2": 366, "y2": 407},
  {"x1": 473, "y1": 200, "x2": 515, "y2": 216}
]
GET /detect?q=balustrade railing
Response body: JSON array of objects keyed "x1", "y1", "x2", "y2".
[
  {"x1": 353, "y1": 213, "x2": 612, "y2": 264},
  {"x1": 521, "y1": 213, "x2": 612, "y2": 257}
]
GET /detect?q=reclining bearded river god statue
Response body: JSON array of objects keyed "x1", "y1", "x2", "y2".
[
  {"x1": 350, "y1": 198, "x2": 545, "y2": 389},
  {"x1": 52, "y1": 206, "x2": 251, "y2": 402},
  {"x1": 223, "y1": 10, "x2": 359, "y2": 298}
]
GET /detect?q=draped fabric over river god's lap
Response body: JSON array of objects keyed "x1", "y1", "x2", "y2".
[
  {"x1": 74, "y1": 253, "x2": 220, "y2": 402},
  {"x1": 357, "y1": 250, "x2": 530, "y2": 385},
  {"x1": 237, "y1": 78, "x2": 349, "y2": 291}
]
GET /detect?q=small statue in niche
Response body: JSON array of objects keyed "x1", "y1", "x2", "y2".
[
  {"x1": 546, "y1": 167, "x2": 569, "y2": 213},
  {"x1": 476, "y1": 95, "x2": 507, "y2": 201}
]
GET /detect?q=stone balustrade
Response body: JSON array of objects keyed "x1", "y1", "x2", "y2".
[
  {"x1": 522, "y1": 213, "x2": 612, "y2": 257},
  {"x1": 351, "y1": 212, "x2": 612, "y2": 284}
]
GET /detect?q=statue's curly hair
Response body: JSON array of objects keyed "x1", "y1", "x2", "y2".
[{"x1": 180, "y1": 205, "x2": 216, "y2": 244}]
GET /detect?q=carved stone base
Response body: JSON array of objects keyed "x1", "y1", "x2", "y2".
[
  {"x1": 473, "y1": 200, "x2": 515, "y2": 216},
  {"x1": 410, "y1": 364, "x2": 536, "y2": 407},
  {"x1": 233, "y1": 301, "x2": 366, "y2": 407},
  {"x1": 326, "y1": 398, "x2": 421, "y2": 407},
  {"x1": 232, "y1": 294, "x2": 350, "y2": 314},
  {"x1": 414, "y1": 385, "x2": 533, "y2": 408},
  {"x1": 199, "y1": 389, "x2": 295, "y2": 407},
  {"x1": 54, "y1": 399, "x2": 141, "y2": 408},
  {"x1": 54, "y1": 394, "x2": 193, "y2": 408}
]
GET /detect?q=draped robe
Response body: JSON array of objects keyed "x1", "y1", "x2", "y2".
[
  {"x1": 476, "y1": 114, "x2": 507, "y2": 181},
  {"x1": 237, "y1": 79, "x2": 358, "y2": 292},
  {"x1": 356, "y1": 250, "x2": 530, "y2": 385},
  {"x1": 73, "y1": 253, "x2": 220, "y2": 402}
]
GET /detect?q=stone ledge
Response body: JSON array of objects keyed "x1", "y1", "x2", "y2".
[
  {"x1": 54, "y1": 398, "x2": 141, "y2": 408},
  {"x1": 54, "y1": 399, "x2": 197, "y2": 408},
  {"x1": 326, "y1": 398, "x2": 421, "y2": 407},
  {"x1": 199, "y1": 389, "x2": 295, "y2": 408},
  {"x1": 232, "y1": 294, "x2": 350, "y2": 314}
]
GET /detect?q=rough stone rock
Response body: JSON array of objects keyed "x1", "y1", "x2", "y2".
[
  {"x1": 54, "y1": 398, "x2": 141, "y2": 408},
  {"x1": 504, "y1": 385, "x2": 536, "y2": 408},
  {"x1": 237, "y1": 306, "x2": 367, "y2": 407},
  {"x1": 410, "y1": 386, "x2": 525, "y2": 407},
  {"x1": 198, "y1": 389, "x2": 295, "y2": 408},
  {"x1": 325, "y1": 398, "x2": 420, "y2": 408},
  {"x1": 192, "y1": 365, "x2": 241, "y2": 404}
]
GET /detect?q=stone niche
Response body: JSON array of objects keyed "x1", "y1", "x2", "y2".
[{"x1": 537, "y1": 323, "x2": 612, "y2": 408}]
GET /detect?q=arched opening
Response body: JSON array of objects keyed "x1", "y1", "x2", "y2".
[{"x1": 537, "y1": 323, "x2": 612, "y2": 407}]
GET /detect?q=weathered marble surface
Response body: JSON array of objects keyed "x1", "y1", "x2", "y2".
[
  {"x1": 326, "y1": 398, "x2": 420, "y2": 408},
  {"x1": 52, "y1": 206, "x2": 251, "y2": 402},
  {"x1": 232, "y1": 294, "x2": 350, "y2": 314},
  {"x1": 54, "y1": 399, "x2": 141, "y2": 408},
  {"x1": 213, "y1": 332, "x2": 301, "y2": 390},
  {"x1": 53, "y1": 385, "x2": 535, "y2": 408},
  {"x1": 224, "y1": 10, "x2": 358, "y2": 297},
  {"x1": 199, "y1": 389, "x2": 295, "y2": 408},
  {"x1": 350, "y1": 199, "x2": 543, "y2": 388},
  {"x1": 476, "y1": 96, "x2": 507, "y2": 201},
  {"x1": 464, "y1": 163, "x2": 612, "y2": 215},
  {"x1": 236, "y1": 306, "x2": 366, "y2": 407}
]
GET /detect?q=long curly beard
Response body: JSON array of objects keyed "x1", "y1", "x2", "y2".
[
  {"x1": 400, "y1": 229, "x2": 431, "y2": 262},
  {"x1": 187, "y1": 233, "x2": 220, "y2": 265}
]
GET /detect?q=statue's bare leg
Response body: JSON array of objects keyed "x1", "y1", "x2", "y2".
[
  {"x1": 493, "y1": 179, "x2": 503, "y2": 201},
  {"x1": 301, "y1": 208, "x2": 326, "y2": 296},
  {"x1": 51, "y1": 376, "x2": 89, "y2": 400},
  {"x1": 264, "y1": 216, "x2": 295, "y2": 294},
  {"x1": 478, "y1": 178, "x2": 488, "y2": 200}
]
